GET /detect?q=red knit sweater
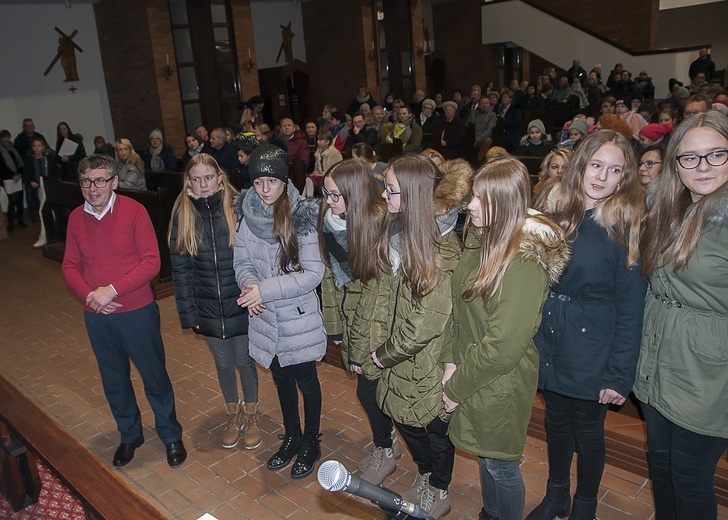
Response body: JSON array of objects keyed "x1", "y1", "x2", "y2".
[{"x1": 62, "y1": 195, "x2": 160, "y2": 313}]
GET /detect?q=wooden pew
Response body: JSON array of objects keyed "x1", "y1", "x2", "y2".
[{"x1": 0, "y1": 375, "x2": 166, "y2": 519}]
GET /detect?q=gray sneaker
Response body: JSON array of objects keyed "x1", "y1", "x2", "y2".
[
  {"x1": 400, "y1": 471, "x2": 430, "y2": 505},
  {"x1": 420, "y1": 482, "x2": 451, "y2": 519},
  {"x1": 359, "y1": 447, "x2": 396, "y2": 485},
  {"x1": 357, "y1": 429, "x2": 401, "y2": 471}
]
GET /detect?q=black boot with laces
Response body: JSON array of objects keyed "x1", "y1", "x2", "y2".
[
  {"x1": 267, "y1": 428, "x2": 302, "y2": 470},
  {"x1": 290, "y1": 431, "x2": 321, "y2": 479}
]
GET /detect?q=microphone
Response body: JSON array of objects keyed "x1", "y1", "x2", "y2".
[{"x1": 317, "y1": 460, "x2": 433, "y2": 520}]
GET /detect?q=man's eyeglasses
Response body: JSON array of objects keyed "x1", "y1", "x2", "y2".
[
  {"x1": 322, "y1": 187, "x2": 341, "y2": 203},
  {"x1": 384, "y1": 186, "x2": 401, "y2": 200},
  {"x1": 676, "y1": 150, "x2": 728, "y2": 169},
  {"x1": 79, "y1": 175, "x2": 116, "y2": 188},
  {"x1": 638, "y1": 160, "x2": 662, "y2": 169}
]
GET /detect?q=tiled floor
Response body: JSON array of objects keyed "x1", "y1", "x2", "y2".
[{"x1": 1, "y1": 223, "x2": 727, "y2": 519}]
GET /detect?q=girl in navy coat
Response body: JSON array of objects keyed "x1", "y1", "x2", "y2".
[{"x1": 528, "y1": 130, "x2": 647, "y2": 520}]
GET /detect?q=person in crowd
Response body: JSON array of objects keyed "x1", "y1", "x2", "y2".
[
  {"x1": 617, "y1": 99, "x2": 648, "y2": 138},
  {"x1": 232, "y1": 145, "x2": 254, "y2": 191},
  {"x1": 93, "y1": 136, "x2": 115, "y2": 157},
  {"x1": 452, "y1": 89, "x2": 464, "y2": 109},
  {"x1": 458, "y1": 86, "x2": 482, "y2": 120},
  {"x1": 14, "y1": 118, "x2": 47, "y2": 158},
  {"x1": 552, "y1": 77, "x2": 570, "y2": 103},
  {"x1": 689, "y1": 72, "x2": 708, "y2": 94},
  {"x1": 23, "y1": 137, "x2": 60, "y2": 246},
  {"x1": 658, "y1": 108, "x2": 678, "y2": 127},
  {"x1": 636, "y1": 70, "x2": 656, "y2": 100},
  {"x1": 1, "y1": 129, "x2": 27, "y2": 232},
  {"x1": 432, "y1": 101, "x2": 466, "y2": 160},
  {"x1": 142, "y1": 129, "x2": 176, "y2": 172},
  {"x1": 421, "y1": 148, "x2": 446, "y2": 167},
  {"x1": 61, "y1": 154, "x2": 186, "y2": 468},
  {"x1": 418, "y1": 99, "x2": 439, "y2": 135},
  {"x1": 561, "y1": 118, "x2": 588, "y2": 151},
  {"x1": 382, "y1": 105, "x2": 423, "y2": 154},
  {"x1": 233, "y1": 142, "x2": 325, "y2": 479},
  {"x1": 351, "y1": 142, "x2": 387, "y2": 184},
  {"x1": 637, "y1": 144, "x2": 665, "y2": 186},
  {"x1": 206, "y1": 127, "x2": 238, "y2": 175},
  {"x1": 318, "y1": 104, "x2": 337, "y2": 134},
  {"x1": 180, "y1": 132, "x2": 205, "y2": 172},
  {"x1": 636, "y1": 111, "x2": 728, "y2": 520},
  {"x1": 303, "y1": 119, "x2": 318, "y2": 154},
  {"x1": 485, "y1": 146, "x2": 510, "y2": 163},
  {"x1": 359, "y1": 103, "x2": 372, "y2": 124},
  {"x1": 55, "y1": 121, "x2": 87, "y2": 181},
  {"x1": 520, "y1": 83, "x2": 544, "y2": 111},
  {"x1": 370, "y1": 154, "x2": 471, "y2": 519},
  {"x1": 254, "y1": 123, "x2": 271, "y2": 142},
  {"x1": 196, "y1": 125, "x2": 210, "y2": 143},
  {"x1": 684, "y1": 94, "x2": 712, "y2": 117},
  {"x1": 528, "y1": 130, "x2": 646, "y2": 520},
  {"x1": 410, "y1": 89, "x2": 426, "y2": 119},
  {"x1": 278, "y1": 116, "x2": 310, "y2": 171},
  {"x1": 497, "y1": 90, "x2": 522, "y2": 154},
  {"x1": 638, "y1": 122, "x2": 673, "y2": 148},
  {"x1": 370, "y1": 106, "x2": 388, "y2": 145},
  {"x1": 606, "y1": 63, "x2": 624, "y2": 91},
  {"x1": 328, "y1": 111, "x2": 349, "y2": 152},
  {"x1": 532, "y1": 148, "x2": 572, "y2": 195},
  {"x1": 383, "y1": 93, "x2": 395, "y2": 115},
  {"x1": 518, "y1": 119, "x2": 555, "y2": 158},
  {"x1": 349, "y1": 111, "x2": 379, "y2": 150},
  {"x1": 348, "y1": 86, "x2": 378, "y2": 116},
  {"x1": 638, "y1": 100, "x2": 658, "y2": 124},
  {"x1": 469, "y1": 96, "x2": 498, "y2": 163},
  {"x1": 433, "y1": 92, "x2": 445, "y2": 117},
  {"x1": 312, "y1": 131, "x2": 343, "y2": 178},
  {"x1": 566, "y1": 58, "x2": 587, "y2": 85},
  {"x1": 114, "y1": 139, "x2": 146, "y2": 191},
  {"x1": 169, "y1": 153, "x2": 260, "y2": 451},
  {"x1": 614, "y1": 70, "x2": 638, "y2": 101},
  {"x1": 689, "y1": 48, "x2": 716, "y2": 83},
  {"x1": 442, "y1": 157, "x2": 569, "y2": 520},
  {"x1": 318, "y1": 159, "x2": 395, "y2": 485},
  {"x1": 239, "y1": 95, "x2": 266, "y2": 129}
]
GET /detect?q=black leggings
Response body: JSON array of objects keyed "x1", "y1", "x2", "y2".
[
  {"x1": 269, "y1": 356, "x2": 322, "y2": 436},
  {"x1": 356, "y1": 374, "x2": 393, "y2": 448}
]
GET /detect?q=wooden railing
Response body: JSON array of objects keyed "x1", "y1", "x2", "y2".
[{"x1": 0, "y1": 375, "x2": 166, "y2": 519}]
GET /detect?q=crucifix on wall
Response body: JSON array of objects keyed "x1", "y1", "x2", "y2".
[
  {"x1": 44, "y1": 27, "x2": 83, "y2": 82},
  {"x1": 276, "y1": 22, "x2": 294, "y2": 63}
]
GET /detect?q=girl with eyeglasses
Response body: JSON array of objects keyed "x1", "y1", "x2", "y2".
[
  {"x1": 528, "y1": 130, "x2": 647, "y2": 520},
  {"x1": 318, "y1": 159, "x2": 397, "y2": 485},
  {"x1": 442, "y1": 157, "x2": 569, "y2": 520},
  {"x1": 168, "y1": 154, "x2": 261, "y2": 451},
  {"x1": 636, "y1": 110, "x2": 728, "y2": 520},
  {"x1": 370, "y1": 155, "x2": 471, "y2": 519},
  {"x1": 233, "y1": 143, "x2": 326, "y2": 480}
]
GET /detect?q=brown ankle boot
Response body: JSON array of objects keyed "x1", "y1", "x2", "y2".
[
  {"x1": 221, "y1": 401, "x2": 242, "y2": 448},
  {"x1": 242, "y1": 402, "x2": 262, "y2": 449}
]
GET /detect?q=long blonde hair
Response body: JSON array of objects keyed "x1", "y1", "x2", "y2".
[
  {"x1": 114, "y1": 138, "x2": 144, "y2": 172},
  {"x1": 465, "y1": 158, "x2": 564, "y2": 307},
  {"x1": 376, "y1": 155, "x2": 443, "y2": 299},
  {"x1": 535, "y1": 130, "x2": 644, "y2": 267},
  {"x1": 168, "y1": 154, "x2": 238, "y2": 256},
  {"x1": 641, "y1": 110, "x2": 728, "y2": 277}
]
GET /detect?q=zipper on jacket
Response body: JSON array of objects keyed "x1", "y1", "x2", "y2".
[{"x1": 206, "y1": 198, "x2": 226, "y2": 338}]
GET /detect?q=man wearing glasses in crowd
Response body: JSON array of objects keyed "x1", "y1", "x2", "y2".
[{"x1": 61, "y1": 154, "x2": 186, "y2": 469}]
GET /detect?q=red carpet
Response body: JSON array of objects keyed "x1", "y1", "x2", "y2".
[{"x1": 0, "y1": 459, "x2": 84, "y2": 519}]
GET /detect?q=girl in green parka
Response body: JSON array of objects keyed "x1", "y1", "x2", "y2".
[
  {"x1": 441, "y1": 158, "x2": 569, "y2": 520},
  {"x1": 318, "y1": 159, "x2": 397, "y2": 486},
  {"x1": 369, "y1": 155, "x2": 472, "y2": 520}
]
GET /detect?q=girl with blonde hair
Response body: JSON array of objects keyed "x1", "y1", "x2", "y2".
[
  {"x1": 115, "y1": 138, "x2": 146, "y2": 190},
  {"x1": 533, "y1": 148, "x2": 572, "y2": 195},
  {"x1": 168, "y1": 153, "x2": 260, "y2": 450},
  {"x1": 443, "y1": 157, "x2": 569, "y2": 520}
]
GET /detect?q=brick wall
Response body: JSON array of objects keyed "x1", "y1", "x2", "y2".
[{"x1": 231, "y1": 0, "x2": 261, "y2": 102}]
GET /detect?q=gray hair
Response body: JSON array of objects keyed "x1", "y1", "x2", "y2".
[{"x1": 78, "y1": 154, "x2": 116, "y2": 178}]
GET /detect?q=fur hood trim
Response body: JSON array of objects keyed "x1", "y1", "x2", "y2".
[
  {"x1": 520, "y1": 209, "x2": 570, "y2": 286},
  {"x1": 233, "y1": 183, "x2": 319, "y2": 236},
  {"x1": 706, "y1": 183, "x2": 728, "y2": 225},
  {"x1": 434, "y1": 159, "x2": 473, "y2": 216}
]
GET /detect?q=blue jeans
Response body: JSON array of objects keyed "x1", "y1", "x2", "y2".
[
  {"x1": 85, "y1": 302, "x2": 182, "y2": 444},
  {"x1": 641, "y1": 402, "x2": 727, "y2": 520},
  {"x1": 205, "y1": 335, "x2": 258, "y2": 404},
  {"x1": 479, "y1": 457, "x2": 525, "y2": 520}
]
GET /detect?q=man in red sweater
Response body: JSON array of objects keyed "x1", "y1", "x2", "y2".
[{"x1": 62, "y1": 155, "x2": 186, "y2": 468}]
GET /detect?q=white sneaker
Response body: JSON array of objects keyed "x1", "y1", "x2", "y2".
[{"x1": 33, "y1": 236, "x2": 47, "y2": 248}]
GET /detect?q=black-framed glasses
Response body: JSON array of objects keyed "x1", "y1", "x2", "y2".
[
  {"x1": 321, "y1": 187, "x2": 341, "y2": 203},
  {"x1": 638, "y1": 160, "x2": 662, "y2": 169},
  {"x1": 384, "y1": 186, "x2": 401, "y2": 200},
  {"x1": 676, "y1": 150, "x2": 728, "y2": 169},
  {"x1": 79, "y1": 175, "x2": 116, "y2": 188}
]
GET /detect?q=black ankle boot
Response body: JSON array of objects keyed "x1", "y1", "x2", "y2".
[
  {"x1": 569, "y1": 494, "x2": 597, "y2": 520},
  {"x1": 525, "y1": 481, "x2": 571, "y2": 520},
  {"x1": 267, "y1": 428, "x2": 302, "y2": 470},
  {"x1": 290, "y1": 431, "x2": 321, "y2": 479}
]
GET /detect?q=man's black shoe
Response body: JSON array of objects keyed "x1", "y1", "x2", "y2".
[
  {"x1": 112, "y1": 438, "x2": 144, "y2": 467},
  {"x1": 166, "y1": 440, "x2": 187, "y2": 467}
]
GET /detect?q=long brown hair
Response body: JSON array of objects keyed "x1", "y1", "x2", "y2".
[
  {"x1": 168, "y1": 153, "x2": 238, "y2": 256},
  {"x1": 318, "y1": 160, "x2": 386, "y2": 284},
  {"x1": 271, "y1": 186, "x2": 301, "y2": 274},
  {"x1": 535, "y1": 130, "x2": 644, "y2": 267},
  {"x1": 376, "y1": 155, "x2": 443, "y2": 299},
  {"x1": 640, "y1": 111, "x2": 728, "y2": 277}
]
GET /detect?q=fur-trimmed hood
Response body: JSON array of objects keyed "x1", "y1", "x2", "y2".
[
  {"x1": 706, "y1": 183, "x2": 728, "y2": 225},
  {"x1": 434, "y1": 158, "x2": 473, "y2": 217},
  {"x1": 233, "y1": 181, "x2": 319, "y2": 237},
  {"x1": 520, "y1": 209, "x2": 570, "y2": 286}
]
